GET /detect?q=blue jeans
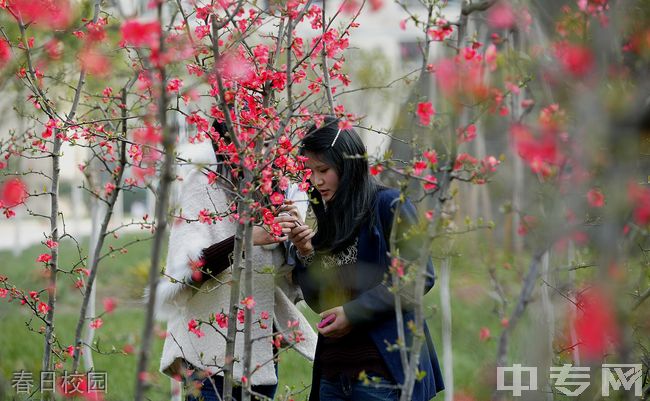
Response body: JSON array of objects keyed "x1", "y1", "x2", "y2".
[
  {"x1": 185, "y1": 374, "x2": 277, "y2": 401},
  {"x1": 320, "y1": 374, "x2": 400, "y2": 401}
]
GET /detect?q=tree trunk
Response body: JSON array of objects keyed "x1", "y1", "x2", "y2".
[
  {"x1": 134, "y1": 5, "x2": 175, "y2": 399},
  {"x1": 440, "y1": 257, "x2": 454, "y2": 401}
]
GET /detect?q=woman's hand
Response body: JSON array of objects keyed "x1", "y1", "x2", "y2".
[
  {"x1": 317, "y1": 306, "x2": 352, "y2": 338},
  {"x1": 273, "y1": 210, "x2": 315, "y2": 256},
  {"x1": 252, "y1": 225, "x2": 287, "y2": 245},
  {"x1": 276, "y1": 200, "x2": 302, "y2": 222}
]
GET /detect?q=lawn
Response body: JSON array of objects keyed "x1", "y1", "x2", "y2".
[{"x1": 0, "y1": 229, "x2": 526, "y2": 400}]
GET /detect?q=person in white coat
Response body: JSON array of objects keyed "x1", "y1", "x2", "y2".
[{"x1": 155, "y1": 121, "x2": 317, "y2": 400}]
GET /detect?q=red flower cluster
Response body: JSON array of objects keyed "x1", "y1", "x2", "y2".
[
  {"x1": 7, "y1": 0, "x2": 71, "y2": 29},
  {"x1": 121, "y1": 19, "x2": 161, "y2": 49}
]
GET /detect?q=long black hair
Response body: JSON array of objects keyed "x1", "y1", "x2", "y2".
[{"x1": 301, "y1": 116, "x2": 382, "y2": 253}]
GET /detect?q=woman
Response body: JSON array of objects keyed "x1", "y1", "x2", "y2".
[
  {"x1": 277, "y1": 117, "x2": 444, "y2": 401},
  {"x1": 155, "y1": 121, "x2": 317, "y2": 400}
]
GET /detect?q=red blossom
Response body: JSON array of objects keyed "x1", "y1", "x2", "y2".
[
  {"x1": 166, "y1": 78, "x2": 183, "y2": 93},
  {"x1": 416, "y1": 102, "x2": 435, "y2": 126},
  {"x1": 0, "y1": 40, "x2": 11, "y2": 67},
  {"x1": 573, "y1": 287, "x2": 619, "y2": 359},
  {"x1": 479, "y1": 327, "x2": 491, "y2": 341},
  {"x1": 187, "y1": 319, "x2": 205, "y2": 338},
  {"x1": 43, "y1": 39, "x2": 62, "y2": 60},
  {"x1": 85, "y1": 20, "x2": 107, "y2": 42},
  {"x1": 369, "y1": 164, "x2": 384, "y2": 176},
  {"x1": 1, "y1": 178, "x2": 27, "y2": 207},
  {"x1": 457, "y1": 124, "x2": 477, "y2": 144},
  {"x1": 9, "y1": 0, "x2": 71, "y2": 29},
  {"x1": 216, "y1": 312, "x2": 228, "y2": 328},
  {"x1": 517, "y1": 215, "x2": 537, "y2": 236},
  {"x1": 423, "y1": 175, "x2": 438, "y2": 191},
  {"x1": 194, "y1": 24, "x2": 211, "y2": 39},
  {"x1": 412, "y1": 160, "x2": 427, "y2": 176},
  {"x1": 554, "y1": 42, "x2": 594, "y2": 77},
  {"x1": 38, "y1": 301, "x2": 50, "y2": 314},
  {"x1": 435, "y1": 56, "x2": 488, "y2": 102},
  {"x1": 273, "y1": 334, "x2": 284, "y2": 348},
  {"x1": 627, "y1": 182, "x2": 650, "y2": 226},
  {"x1": 427, "y1": 19, "x2": 454, "y2": 41},
  {"x1": 390, "y1": 258, "x2": 404, "y2": 278},
  {"x1": 45, "y1": 239, "x2": 58, "y2": 249},
  {"x1": 36, "y1": 253, "x2": 52, "y2": 263},
  {"x1": 423, "y1": 150, "x2": 438, "y2": 165},
  {"x1": 133, "y1": 125, "x2": 162, "y2": 145},
  {"x1": 368, "y1": 0, "x2": 383, "y2": 11},
  {"x1": 198, "y1": 209, "x2": 213, "y2": 224},
  {"x1": 510, "y1": 123, "x2": 559, "y2": 177},
  {"x1": 121, "y1": 19, "x2": 161, "y2": 49},
  {"x1": 587, "y1": 188, "x2": 605, "y2": 208}
]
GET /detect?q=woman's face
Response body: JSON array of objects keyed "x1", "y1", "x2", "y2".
[{"x1": 304, "y1": 151, "x2": 339, "y2": 203}]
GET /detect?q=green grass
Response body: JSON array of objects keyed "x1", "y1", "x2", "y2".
[{"x1": 0, "y1": 229, "x2": 544, "y2": 400}]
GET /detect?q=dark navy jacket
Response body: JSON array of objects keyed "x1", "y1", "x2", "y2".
[{"x1": 293, "y1": 188, "x2": 444, "y2": 401}]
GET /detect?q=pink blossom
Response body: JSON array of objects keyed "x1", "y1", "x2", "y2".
[
  {"x1": 416, "y1": 102, "x2": 435, "y2": 126},
  {"x1": 487, "y1": 1, "x2": 515, "y2": 29},
  {"x1": 194, "y1": 25, "x2": 211, "y2": 40},
  {"x1": 104, "y1": 182, "x2": 116, "y2": 197},
  {"x1": 198, "y1": 209, "x2": 213, "y2": 224},
  {"x1": 90, "y1": 318, "x2": 103, "y2": 329},
  {"x1": 79, "y1": 48, "x2": 110, "y2": 76},
  {"x1": 269, "y1": 192, "x2": 284, "y2": 206},
  {"x1": 103, "y1": 297, "x2": 117, "y2": 313},
  {"x1": 479, "y1": 327, "x2": 491, "y2": 341},
  {"x1": 241, "y1": 296, "x2": 256, "y2": 310},
  {"x1": 485, "y1": 44, "x2": 498, "y2": 71}
]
